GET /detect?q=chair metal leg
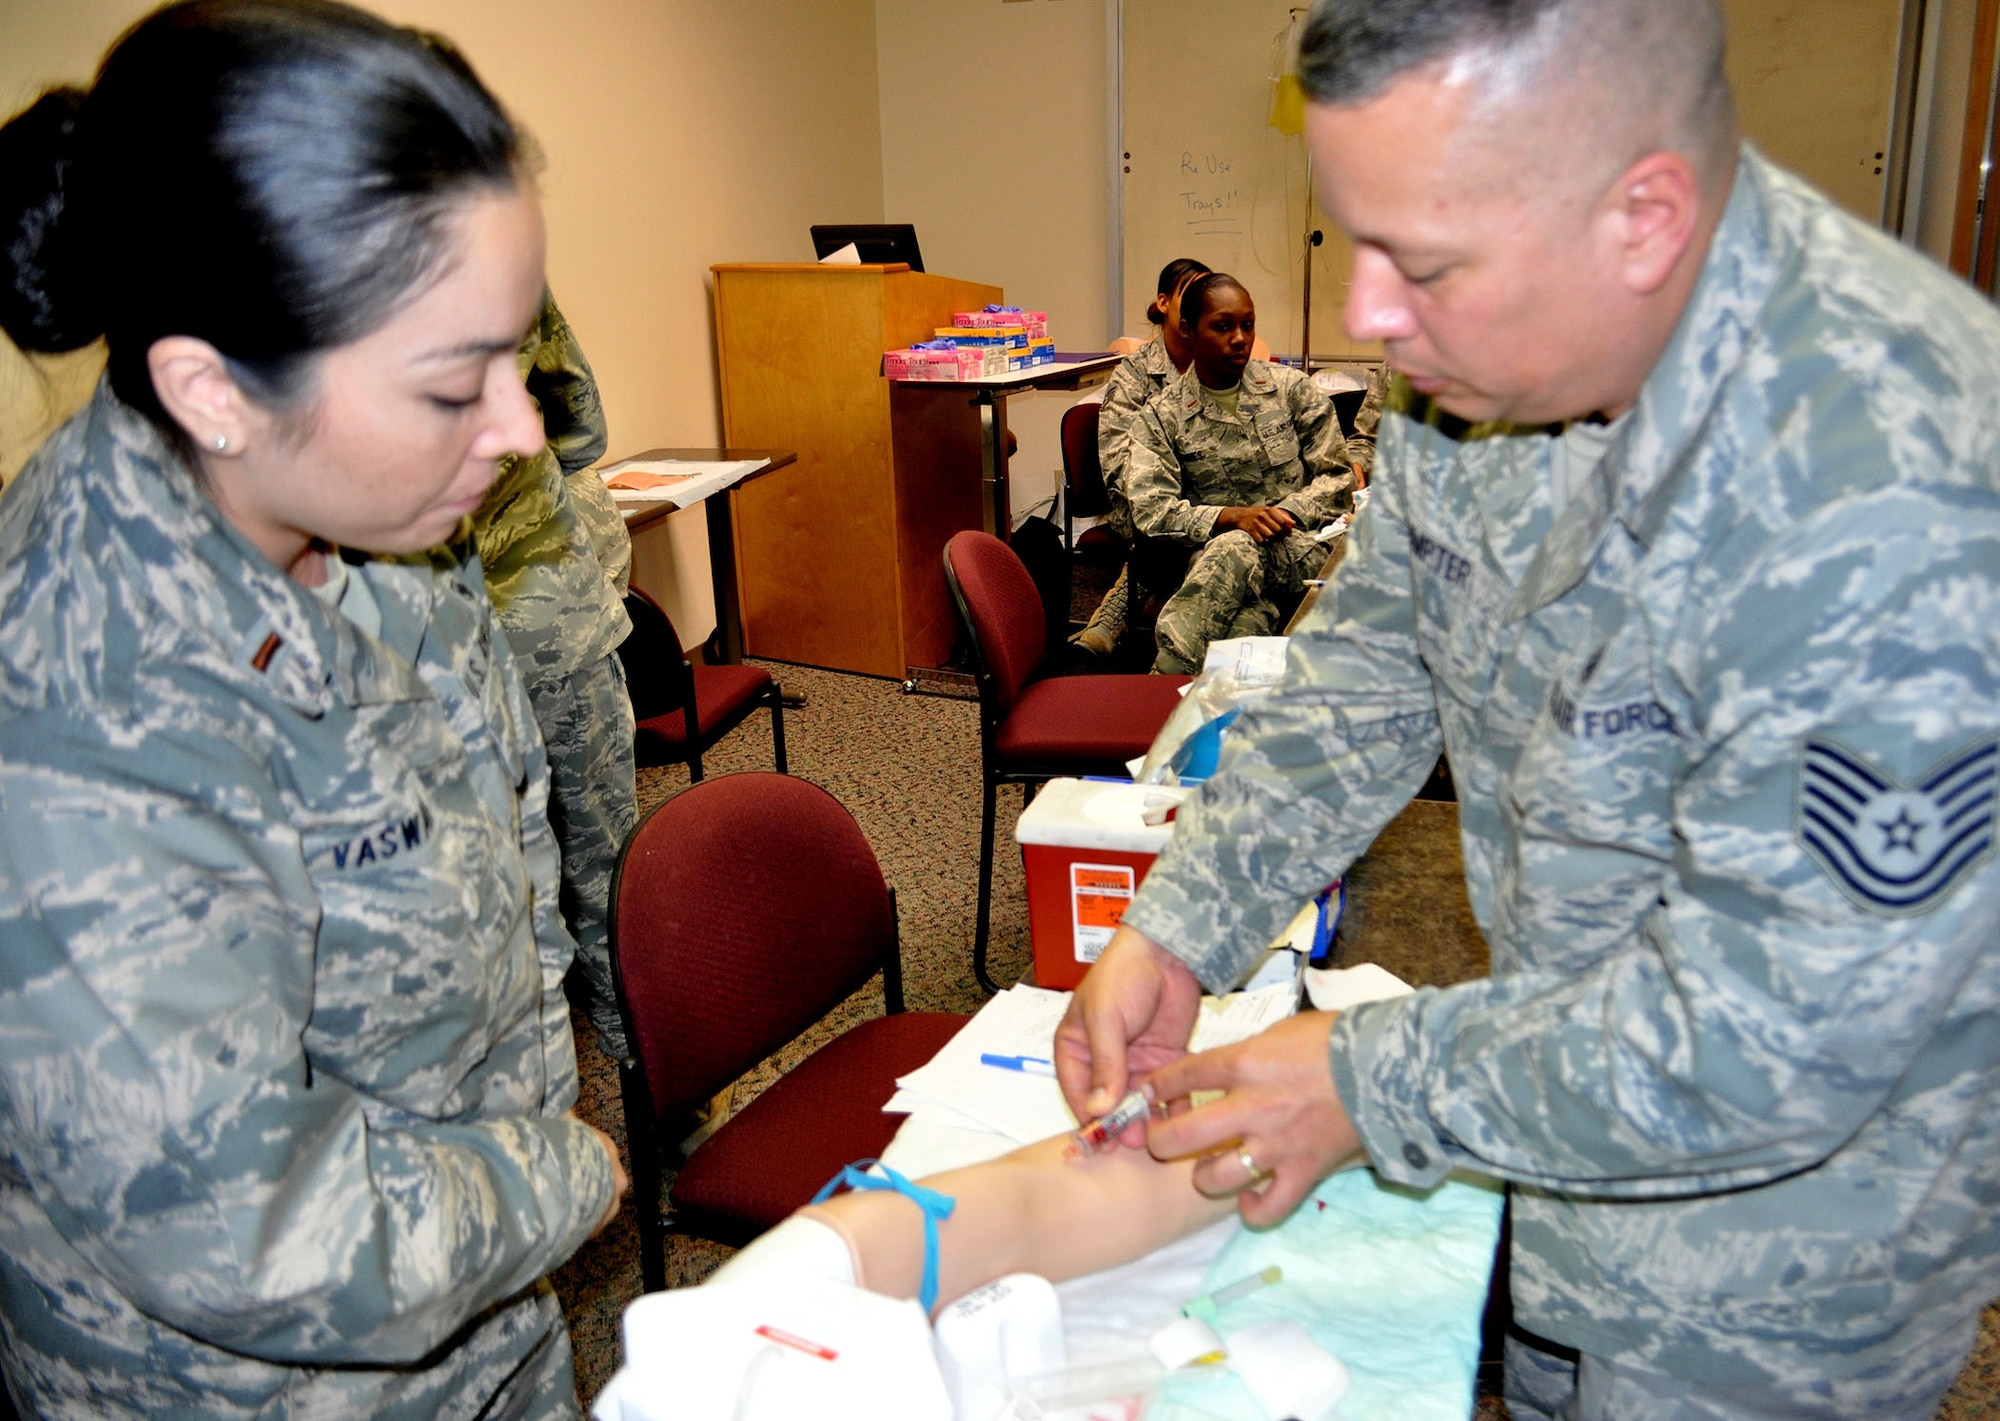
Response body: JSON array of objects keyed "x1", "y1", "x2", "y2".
[
  {"x1": 682, "y1": 697, "x2": 705, "y2": 784},
  {"x1": 768, "y1": 688, "x2": 788, "y2": 774},
  {"x1": 883, "y1": 886, "x2": 905, "y2": 1015},
  {"x1": 973, "y1": 774, "x2": 1001, "y2": 994},
  {"x1": 617, "y1": 1060, "x2": 667, "y2": 1294}
]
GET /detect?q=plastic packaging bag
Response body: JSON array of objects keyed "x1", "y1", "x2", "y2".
[{"x1": 1135, "y1": 637, "x2": 1292, "y2": 786}]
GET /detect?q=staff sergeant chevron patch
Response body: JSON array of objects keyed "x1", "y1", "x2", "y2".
[{"x1": 1797, "y1": 738, "x2": 1999, "y2": 916}]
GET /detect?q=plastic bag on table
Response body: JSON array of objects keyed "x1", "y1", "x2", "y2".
[{"x1": 1134, "y1": 637, "x2": 1291, "y2": 786}]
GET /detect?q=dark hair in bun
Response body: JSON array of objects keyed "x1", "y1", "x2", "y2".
[
  {"x1": 0, "y1": 0, "x2": 524, "y2": 440},
  {"x1": 1146, "y1": 257, "x2": 1210, "y2": 326},
  {"x1": 0, "y1": 89, "x2": 97, "y2": 354}
]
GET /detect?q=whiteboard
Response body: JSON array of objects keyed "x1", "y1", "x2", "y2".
[
  {"x1": 1723, "y1": 0, "x2": 1904, "y2": 221},
  {"x1": 1118, "y1": 0, "x2": 1905, "y2": 366},
  {"x1": 1119, "y1": 2, "x2": 1360, "y2": 361}
]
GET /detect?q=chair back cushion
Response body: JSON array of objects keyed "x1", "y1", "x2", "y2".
[
  {"x1": 944, "y1": 530, "x2": 1045, "y2": 720},
  {"x1": 619, "y1": 585, "x2": 689, "y2": 722},
  {"x1": 1060, "y1": 402, "x2": 1109, "y2": 519},
  {"x1": 610, "y1": 773, "x2": 896, "y2": 1127},
  {"x1": 1331, "y1": 386, "x2": 1366, "y2": 440}
]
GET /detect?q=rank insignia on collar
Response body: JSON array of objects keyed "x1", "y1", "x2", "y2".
[{"x1": 1798, "y1": 738, "x2": 1997, "y2": 916}]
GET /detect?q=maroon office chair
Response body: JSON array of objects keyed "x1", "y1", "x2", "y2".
[
  {"x1": 620, "y1": 584, "x2": 786, "y2": 781},
  {"x1": 609, "y1": 771, "x2": 966, "y2": 1291},
  {"x1": 942, "y1": 531, "x2": 1189, "y2": 992},
  {"x1": 1059, "y1": 401, "x2": 1117, "y2": 554}
]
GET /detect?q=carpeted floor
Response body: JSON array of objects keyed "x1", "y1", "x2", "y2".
[{"x1": 550, "y1": 649, "x2": 2000, "y2": 1419}]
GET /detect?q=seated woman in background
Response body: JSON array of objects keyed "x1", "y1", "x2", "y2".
[
  {"x1": 1125, "y1": 274, "x2": 1355, "y2": 674},
  {"x1": 1081, "y1": 261, "x2": 1282, "y2": 660},
  {"x1": 0, "y1": 2, "x2": 625, "y2": 1415}
]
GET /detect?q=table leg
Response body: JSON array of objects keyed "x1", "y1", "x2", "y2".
[
  {"x1": 704, "y1": 489, "x2": 746, "y2": 665},
  {"x1": 978, "y1": 394, "x2": 1012, "y2": 538},
  {"x1": 704, "y1": 486, "x2": 807, "y2": 707}
]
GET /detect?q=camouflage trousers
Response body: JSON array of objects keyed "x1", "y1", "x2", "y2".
[
  {"x1": 1102, "y1": 487, "x2": 1134, "y2": 543},
  {"x1": 1152, "y1": 526, "x2": 1325, "y2": 674},
  {"x1": 1502, "y1": 1321, "x2": 1978, "y2": 1421},
  {"x1": 0, "y1": 1261, "x2": 581, "y2": 1420},
  {"x1": 526, "y1": 652, "x2": 638, "y2": 1060}
]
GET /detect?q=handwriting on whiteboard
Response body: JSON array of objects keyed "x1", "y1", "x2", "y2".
[{"x1": 1177, "y1": 151, "x2": 1243, "y2": 236}]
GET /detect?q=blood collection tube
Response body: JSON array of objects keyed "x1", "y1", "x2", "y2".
[{"x1": 1066, "y1": 1088, "x2": 1154, "y2": 1159}]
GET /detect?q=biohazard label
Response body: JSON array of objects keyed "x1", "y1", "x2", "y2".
[{"x1": 1071, "y1": 862, "x2": 1136, "y2": 962}]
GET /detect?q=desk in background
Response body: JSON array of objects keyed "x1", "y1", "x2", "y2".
[
  {"x1": 604, "y1": 448, "x2": 794, "y2": 666},
  {"x1": 888, "y1": 353, "x2": 1124, "y2": 538},
  {"x1": 713, "y1": 262, "x2": 1003, "y2": 679}
]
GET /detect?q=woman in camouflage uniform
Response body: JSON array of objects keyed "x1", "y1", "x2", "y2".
[
  {"x1": 1124, "y1": 275, "x2": 1356, "y2": 673},
  {"x1": 0, "y1": 3, "x2": 625, "y2": 1415}
]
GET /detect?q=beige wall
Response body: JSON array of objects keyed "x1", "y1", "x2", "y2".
[
  {"x1": 0, "y1": 0, "x2": 884, "y2": 640},
  {"x1": 875, "y1": 0, "x2": 1110, "y2": 524},
  {"x1": 8, "y1": 2, "x2": 1989, "y2": 604},
  {"x1": 1723, "y1": 0, "x2": 1906, "y2": 223}
]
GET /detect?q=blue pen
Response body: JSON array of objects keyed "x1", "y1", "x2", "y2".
[
  {"x1": 1308, "y1": 882, "x2": 1345, "y2": 967},
  {"x1": 980, "y1": 1052, "x2": 1056, "y2": 1077}
]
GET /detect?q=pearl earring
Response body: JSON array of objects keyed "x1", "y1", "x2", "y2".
[{"x1": 213, "y1": 435, "x2": 228, "y2": 453}]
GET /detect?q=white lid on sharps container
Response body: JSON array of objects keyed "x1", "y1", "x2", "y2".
[{"x1": 1013, "y1": 779, "x2": 1192, "y2": 853}]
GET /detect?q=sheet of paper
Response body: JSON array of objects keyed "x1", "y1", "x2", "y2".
[
  {"x1": 919, "y1": 357, "x2": 1119, "y2": 388},
  {"x1": 890, "y1": 985, "x2": 1076, "y2": 1144},
  {"x1": 1239, "y1": 946, "x2": 1302, "y2": 993},
  {"x1": 1274, "y1": 901, "x2": 1319, "y2": 955},
  {"x1": 1303, "y1": 961, "x2": 1415, "y2": 1013},
  {"x1": 1186, "y1": 981, "x2": 1298, "y2": 1053},
  {"x1": 596, "y1": 458, "x2": 764, "y2": 509},
  {"x1": 1199, "y1": 635, "x2": 1291, "y2": 684},
  {"x1": 603, "y1": 469, "x2": 693, "y2": 492},
  {"x1": 884, "y1": 979, "x2": 1303, "y2": 1148}
]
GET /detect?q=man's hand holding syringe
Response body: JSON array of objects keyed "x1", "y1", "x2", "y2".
[{"x1": 1054, "y1": 924, "x2": 1364, "y2": 1227}]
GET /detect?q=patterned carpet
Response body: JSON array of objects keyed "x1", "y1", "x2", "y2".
[{"x1": 550, "y1": 656, "x2": 2000, "y2": 1419}]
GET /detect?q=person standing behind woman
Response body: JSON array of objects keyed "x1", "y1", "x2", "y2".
[
  {"x1": 0, "y1": 3, "x2": 625, "y2": 1416},
  {"x1": 1125, "y1": 273, "x2": 1355, "y2": 674},
  {"x1": 1071, "y1": 257, "x2": 1208, "y2": 658},
  {"x1": 470, "y1": 290, "x2": 637, "y2": 1059}
]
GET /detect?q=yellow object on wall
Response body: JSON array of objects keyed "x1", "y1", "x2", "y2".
[{"x1": 1267, "y1": 71, "x2": 1306, "y2": 137}]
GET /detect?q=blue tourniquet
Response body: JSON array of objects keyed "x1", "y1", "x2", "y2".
[{"x1": 810, "y1": 1159, "x2": 958, "y2": 1314}]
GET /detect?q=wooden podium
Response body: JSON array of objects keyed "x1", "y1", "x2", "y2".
[{"x1": 711, "y1": 263, "x2": 1003, "y2": 678}]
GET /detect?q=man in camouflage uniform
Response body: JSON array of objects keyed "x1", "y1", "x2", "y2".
[
  {"x1": 1125, "y1": 299, "x2": 1355, "y2": 673},
  {"x1": 1057, "y1": 0, "x2": 2000, "y2": 1416},
  {"x1": 0, "y1": 382, "x2": 618, "y2": 1417},
  {"x1": 472, "y1": 293, "x2": 637, "y2": 1059}
]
